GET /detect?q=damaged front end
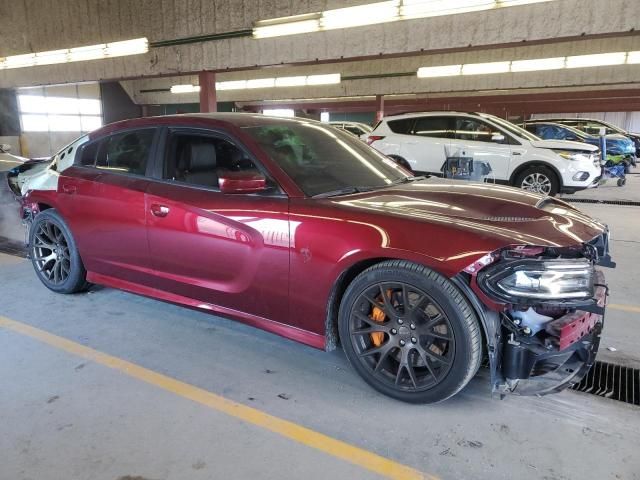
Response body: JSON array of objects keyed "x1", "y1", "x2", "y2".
[{"x1": 460, "y1": 231, "x2": 612, "y2": 397}]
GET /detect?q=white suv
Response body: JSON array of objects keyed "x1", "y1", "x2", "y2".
[{"x1": 367, "y1": 111, "x2": 602, "y2": 196}]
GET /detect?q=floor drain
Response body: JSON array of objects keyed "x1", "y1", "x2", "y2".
[
  {"x1": 0, "y1": 236, "x2": 27, "y2": 258},
  {"x1": 571, "y1": 361, "x2": 640, "y2": 406}
]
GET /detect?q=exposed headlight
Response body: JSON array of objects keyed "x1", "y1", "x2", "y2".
[
  {"x1": 553, "y1": 150, "x2": 591, "y2": 162},
  {"x1": 478, "y1": 258, "x2": 594, "y2": 302}
]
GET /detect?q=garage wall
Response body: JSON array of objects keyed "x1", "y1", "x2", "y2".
[{"x1": 1, "y1": 0, "x2": 638, "y2": 88}]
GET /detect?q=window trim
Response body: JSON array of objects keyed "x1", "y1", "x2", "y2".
[
  {"x1": 148, "y1": 126, "x2": 286, "y2": 197},
  {"x1": 74, "y1": 126, "x2": 161, "y2": 178}
]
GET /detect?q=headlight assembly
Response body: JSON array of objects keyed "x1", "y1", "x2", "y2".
[
  {"x1": 553, "y1": 150, "x2": 591, "y2": 162},
  {"x1": 478, "y1": 258, "x2": 595, "y2": 303}
]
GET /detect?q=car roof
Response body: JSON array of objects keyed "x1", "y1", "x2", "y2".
[
  {"x1": 382, "y1": 111, "x2": 478, "y2": 121},
  {"x1": 89, "y1": 113, "x2": 323, "y2": 139}
]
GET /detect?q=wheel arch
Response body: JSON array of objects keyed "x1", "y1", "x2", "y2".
[{"x1": 509, "y1": 161, "x2": 563, "y2": 189}]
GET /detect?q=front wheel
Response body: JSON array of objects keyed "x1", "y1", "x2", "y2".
[
  {"x1": 339, "y1": 260, "x2": 482, "y2": 403},
  {"x1": 29, "y1": 209, "x2": 89, "y2": 294},
  {"x1": 515, "y1": 166, "x2": 559, "y2": 196}
]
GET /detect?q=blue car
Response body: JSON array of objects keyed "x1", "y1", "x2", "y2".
[{"x1": 523, "y1": 121, "x2": 636, "y2": 160}]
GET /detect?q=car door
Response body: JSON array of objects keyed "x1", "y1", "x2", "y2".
[
  {"x1": 400, "y1": 116, "x2": 453, "y2": 173},
  {"x1": 144, "y1": 128, "x2": 290, "y2": 323},
  {"x1": 55, "y1": 128, "x2": 159, "y2": 285},
  {"x1": 452, "y1": 116, "x2": 512, "y2": 181}
]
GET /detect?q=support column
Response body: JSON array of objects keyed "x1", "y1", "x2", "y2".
[
  {"x1": 375, "y1": 94, "x2": 385, "y2": 123},
  {"x1": 199, "y1": 71, "x2": 217, "y2": 113}
]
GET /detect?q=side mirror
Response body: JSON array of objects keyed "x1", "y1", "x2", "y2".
[
  {"x1": 491, "y1": 133, "x2": 505, "y2": 143},
  {"x1": 219, "y1": 170, "x2": 267, "y2": 194},
  {"x1": 0, "y1": 143, "x2": 11, "y2": 153}
]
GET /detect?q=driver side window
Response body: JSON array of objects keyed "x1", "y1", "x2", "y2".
[{"x1": 163, "y1": 132, "x2": 261, "y2": 190}]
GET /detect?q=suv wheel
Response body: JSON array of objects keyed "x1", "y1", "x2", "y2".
[
  {"x1": 515, "y1": 166, "x2": 559, "y2": 196},
  {"x1": 339, "y1": 260, "x2": 482, "y2": 403}
]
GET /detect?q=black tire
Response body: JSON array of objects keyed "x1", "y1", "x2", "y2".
[
  {"x1": 339, "y1": 260, "x2": 482, "y2": 403},
  {"x1": 388, "y1": 155, "x2": 413, "y2": 173},
  {"x1": 617, "y1": 178, "x2": 626, "y2": 187},
  {"x1": 514, "y1": 166, "x2": 559, "y2": 196},
  {"x1": 29, "y1": 209, "x2": 89, "y2": 294}
]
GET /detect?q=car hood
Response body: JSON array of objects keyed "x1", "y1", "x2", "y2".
[
  {"x1": 331, "y1": 179, "x2": 606, "y2": 248},
  {"x1": 529, "y1": 139, "x2": 599, "y2": 152}
]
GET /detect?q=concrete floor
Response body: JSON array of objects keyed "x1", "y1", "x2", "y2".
[{"x1": 1, "y1": 186, "x2": 640, "y2": 479}]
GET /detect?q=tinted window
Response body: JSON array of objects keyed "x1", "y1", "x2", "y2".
[
  {"x1": 96, "y1": 129, "x2": 155, "y2": 175},
  {"x1": 413, "y1": 117, "x2": 452, "y2": 138},
  {"x1": 79, "y1": 141, "x2": 100, "y2": 166},
  {"x1": 243, "y1": 122, "x2": 407, "y2": 197},
  {"x1": 343, "y1": 125, "x2": 364, "y2": 136},
  {"x1": 454, "y1": 118, "x2": 504, "y2": 143},
  {"x1": 164, "y1": 133, "x2": 260, "y2": 189},
  {"x1": 387, "y1": 118, "x2": 414, "y2": 134}
]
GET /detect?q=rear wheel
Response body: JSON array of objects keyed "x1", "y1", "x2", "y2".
[
  {"x1": 339, "y1": 260, "x2": 482, "y2": 403},
  {"x1": 29, "y1": 209, "x2": 88, "y2": 294},
  {"x1": 515, "y1": 166, "x2": 559, "y2": 196}
]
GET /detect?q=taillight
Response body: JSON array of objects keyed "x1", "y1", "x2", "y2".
[{"x1": 367, "y1": 135, "x2": 385, "y2": 145}]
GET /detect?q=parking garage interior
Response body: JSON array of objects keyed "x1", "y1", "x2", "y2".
[{"x1": 1, "y1": 1, "x2": 640, "y2": 479}]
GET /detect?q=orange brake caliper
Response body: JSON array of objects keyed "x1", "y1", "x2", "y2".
[{"x1": 369, "y1": 290, "x2": 390, "y2": 347}]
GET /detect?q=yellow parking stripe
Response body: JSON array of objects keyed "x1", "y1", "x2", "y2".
[
  {"x1": 0, "y1": 315, "x2": 433, "y2": 480},
  {"x1": 609, "y1": 304, "x2": 640, "y2": 314}
]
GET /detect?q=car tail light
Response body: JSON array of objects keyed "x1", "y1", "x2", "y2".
[{"x1": 366, "y1": 135, "x2": 385, "y2": 145}]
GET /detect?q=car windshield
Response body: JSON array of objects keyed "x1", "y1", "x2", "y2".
[
  {"x1": 481, "y1": 114, "x2": 540, "y2": 142},
  {"x1": 243, "y1": 121, "x2": 409, "y2": 197}
]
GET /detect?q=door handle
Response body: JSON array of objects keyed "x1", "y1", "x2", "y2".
[
  {"x1": 62, "y1": 184, "x2": 76, "y2": 194},
  {"x1": 512, "y1": 151, "x2": 522, "y2": 156},
  {"x1": 150, "y1": 204, "x2": 170, "y2": 218}
]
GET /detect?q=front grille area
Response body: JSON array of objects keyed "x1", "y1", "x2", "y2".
[{"x1": 571, "y1": 361, "x2": 640, "y2": 406}]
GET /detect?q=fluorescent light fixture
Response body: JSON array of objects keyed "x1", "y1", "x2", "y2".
[
  {"x1": 627, "y1": 51, "x2": 640, "y2": 64},
  {"x1": 566, "y1": 52, "x2": 627, "y2": 68},
  {"x1": 246, "y1": 78, "x2": 276, "y2": 89},
  {"x1": 401, "y1": 0, "x2": 494, "y2": 19},
  {"x1": 306, "y1": 73, "x2": 341, "y2": 85},
  {"x1": 275, "y1": 76, "x2": 307, "y2": 87},
  {"x1": 0, "y1": 37, "x2": 148, "y2": 70},
  {"x1": 170, "y1": 84, "x2": 200, "y2": 94},
  {"x1": 417, "y1": 64, "x2": 462, "y2": 77},
  {"x1": 262, "y1": 108, "x2": 295, "y2": 117},
  {"x1": 462, "y1": 61, "x2": 510, "y2": 75},
  {"x1": 217, "y1": 80, "x2": 248, "y2": 91},
  {"x1": 510, "y1": 56, "x2": 565, "y2": 72},
  {"x1": 253, "y1": 17, "x2": 320, "y2": 38},
  {"x1": 320, "y1": 1, "x2": 400, "y2": 30}
]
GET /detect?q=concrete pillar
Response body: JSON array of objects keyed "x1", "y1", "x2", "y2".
[
  {"x1": 199, "y1": 71, "x2": 217, "y2": 113},
  {"x1": 375, "y1": 95, "x2": 385, "y2": 123}
]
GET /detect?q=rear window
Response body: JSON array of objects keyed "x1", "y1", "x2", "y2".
[
  {"x1": 414, "y1": 117, "x2": 452, "y2": 138},
  {"x1": 387, "y1": 118, "x2": 414, "y2": 134},
  {"x1": 96, "y1": 129, "x2": 155, "y2": 175}
]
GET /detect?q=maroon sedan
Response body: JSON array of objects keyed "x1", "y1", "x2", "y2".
[{"x1": 10, "y1": 114, "x2": 611, "y2": 403}]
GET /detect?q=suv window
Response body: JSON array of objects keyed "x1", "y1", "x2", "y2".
[
  {"x1": 413, "y1": 117, "x2": 452, "y2": 139},
  {"x1": 387, "y1": 118, "x2": 415, "y2": 134},
  {"x1": 454, "y1": 118, "x2": 504, "y2": 143},
  {"x1": 164, "y1": 132, "x2": 261, "y2": 190},
  {"x1": 79, "y1": 141, "x2": 100, "y2": 167},
  {"x1": 96, "y1": 129, "x2": 155, "y2": 175},
  {"x1": 343, "y1": 125, "x2": 365, "y2": 136}
]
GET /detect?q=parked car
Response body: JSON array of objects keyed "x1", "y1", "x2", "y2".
[
  {"x1": 9, "y1": 113, "x2": 611, "y2": 403},
  {"x1": 522, "y1": 121, "x2": 635, "y2": 164},
  {"x1": 0, "y1": 143, "x2": 28, "y2": 172},
  {"x1": 367, "y1": 111, "x2": 602, "y2": 196},
  {"x1": 329, "y1": 121, "x2": 373, "y2": 138},
  {"x1": 539, "y1": 117, "x2": 640, "y2": 159}
]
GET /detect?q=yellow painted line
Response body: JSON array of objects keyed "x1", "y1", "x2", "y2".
[
  {"x1": 0, "y1": 315, "x2": 432, "y2": 480},
  {"x1": 609, "y1": 303, "x2": 640, "y2": 314}
]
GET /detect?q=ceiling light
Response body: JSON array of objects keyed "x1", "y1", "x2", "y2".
[
  {"x1": 170, "y1": 84, "x2": 200, "y2": 94},
  {"x1": 246, "y1": 78, "x2": 276, "y2": 89},
  {"x1": 566, "y1": 52, "x2": 627, "y2": 68},
  {"x1": 306, "y1": 73, "x2": 341, "y2": 85},
  {"x1": 0, "y1": 37, "x2": 148, "y2": 70},
  {"x1": 401, "y1": 0, "x2": 494, "y2": 19},
  {"x1": 462, "y1": 61, "x2": 510, "y2": 75},
  {"x1": 275, "y1": 76, "x2": 308, "y2": 87},
  {"x1": 320, "y1": 1, "x2": 400, "y2": 30},
  {"x1": 217, "y1": 80, "x2": 248, "y2": 91},
  {"x1": 627, "y1": 51, "x2": 640, "y2": 64},
  {"x1": 417, "y1": 64, "x2": 462, "y2": 77},
  {"x1": 253, "y1": 16, "x2": 320, "y2": 38},
  {"x1": 510, "y1": 56, "x2": 565, "y2": 72}
]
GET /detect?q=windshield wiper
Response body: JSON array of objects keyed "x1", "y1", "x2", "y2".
[
  {"x1": 312, "y1": 186, "x2": 362, "y2": 198},
  {"x1": 389, "y1": 175, "x2": 427, "y2": 186}
]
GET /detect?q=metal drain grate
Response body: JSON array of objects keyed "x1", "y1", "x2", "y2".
[
  {"x1": 0, "y1": 236, "x2": 27, "y2": 258},
  {"x1": 563, "y1": 198, "x2": 640, "y2": 207},
  {"x1": 571, "y1": 361, "x2": 640, "y2": 406}
]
